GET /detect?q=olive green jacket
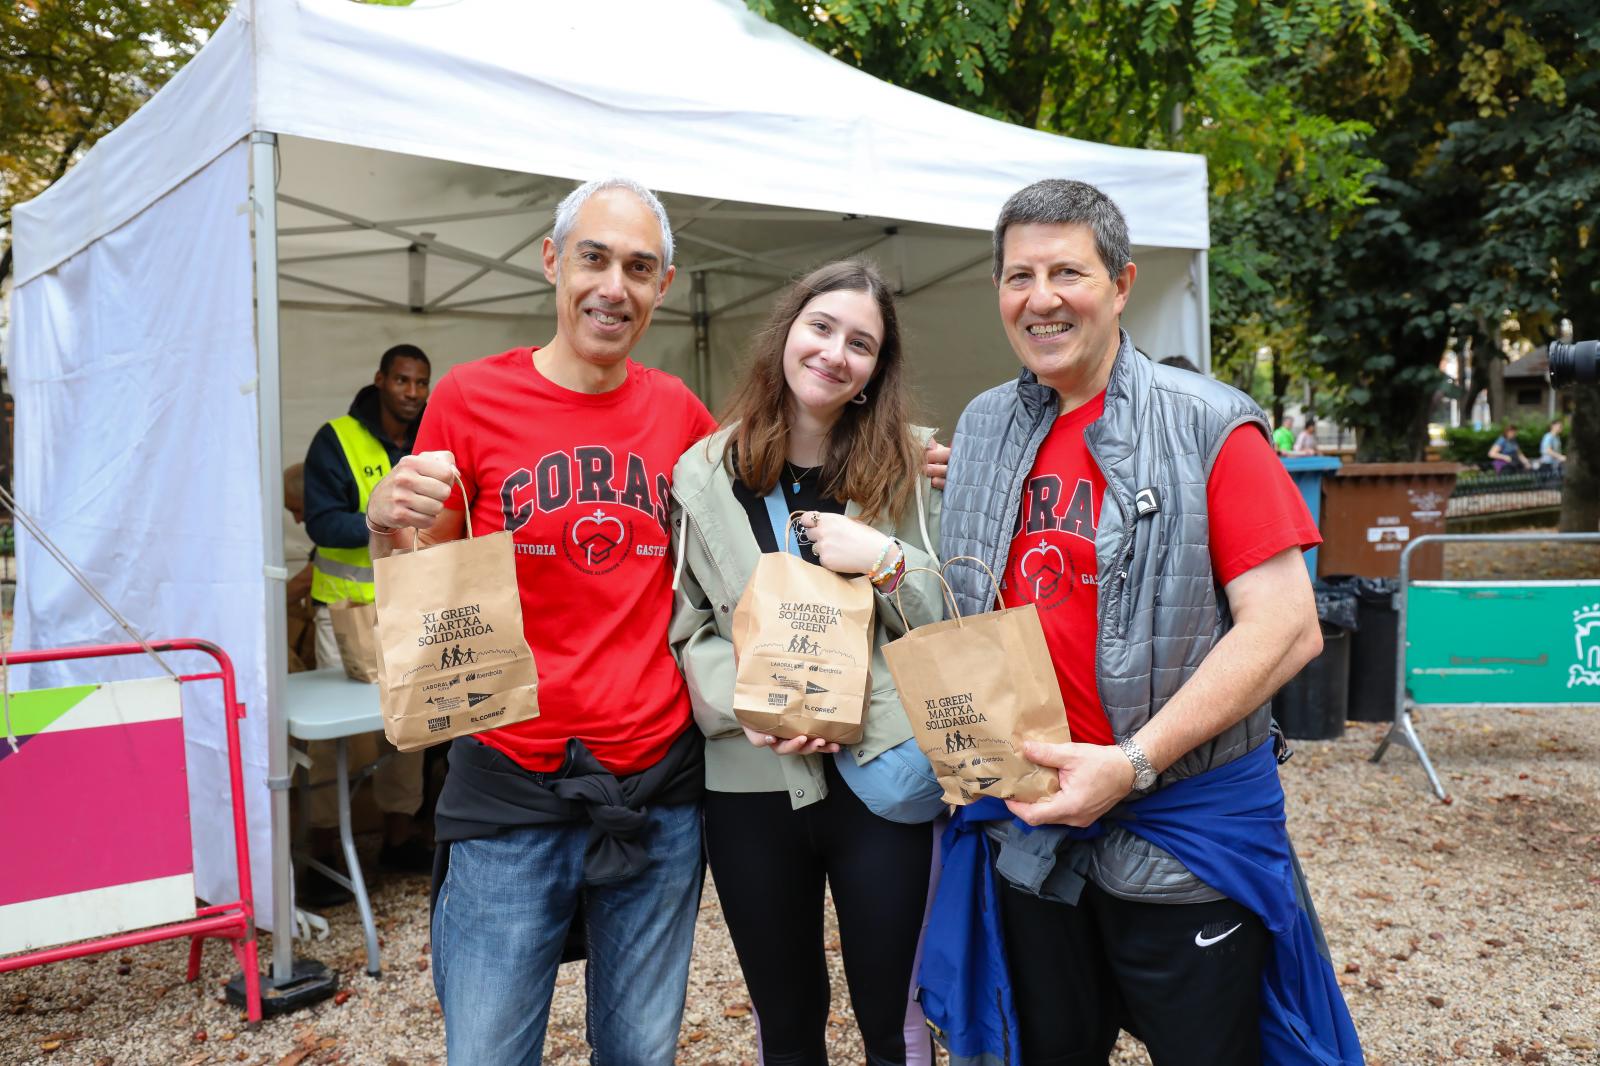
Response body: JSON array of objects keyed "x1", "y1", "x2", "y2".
[{"x1": 668, "y1": 424, "x2": 944, "y2": 810}]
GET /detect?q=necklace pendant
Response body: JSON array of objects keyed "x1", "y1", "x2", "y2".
[{"x1": 791, "y1": 480, "x2": 802, "y2": 493}]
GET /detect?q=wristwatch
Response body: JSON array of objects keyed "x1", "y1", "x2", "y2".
[{"x1": 1117, "y1": 736, "x2": 1158, "y2": 791}]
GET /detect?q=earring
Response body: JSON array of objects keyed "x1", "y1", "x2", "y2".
[{"x1": 851, "y1": 389, "x2": 869, "y2": 405}]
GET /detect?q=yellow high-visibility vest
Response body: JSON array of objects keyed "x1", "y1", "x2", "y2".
[{"x1": 310, "y1": 415, "x2": 391, "y2": 605}]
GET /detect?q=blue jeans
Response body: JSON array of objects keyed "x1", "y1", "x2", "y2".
[{"x1": 432, "y1": 803, "x2": 703, "y2": 1065}]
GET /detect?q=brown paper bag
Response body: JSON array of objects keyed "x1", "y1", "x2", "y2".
[
  {"x1": 731, "y1": 513, "x2": 874, "y2": 745},
  {"x1": 372, "y1": 496, "x2": 539, "y2": 752},
  {"x1": 327, "y1": 600, "x2": 380, "y2": 682},
  {"x1": 882, "y1": 557, "x2": 1070, "y2": 804}
]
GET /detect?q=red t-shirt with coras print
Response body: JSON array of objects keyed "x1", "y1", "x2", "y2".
[
  {"x1": 998, "y1": 389, "x2": 1321, "y2": 747},
  {"x1": 412, "y1": 349, "x2": 717, "y2": 774}
]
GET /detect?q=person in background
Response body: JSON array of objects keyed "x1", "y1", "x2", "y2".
[
  {"x1": 1488, "y1": 423, "x2": 1531, "y2": 473},
  {"x1": 1272, "y1": 414, "x2": 1295, "y2": 455},
  {"x1": 300, "y1": 344, "x2": 434, "y2": 905},
  {"x1": 1539, "y1": 418, "x2": 1566, "y2": 474},
  {"x1": 670, "y1": 259, "x2": 945, "y2": 1065},
  {"x1": 1293, "y1": 418, "x2": 1319, "y2": 456}
]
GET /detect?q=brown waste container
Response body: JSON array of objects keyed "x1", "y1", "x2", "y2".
[{"x1": 1317, "y1": 463, "x2": 1461, "y2": 580}]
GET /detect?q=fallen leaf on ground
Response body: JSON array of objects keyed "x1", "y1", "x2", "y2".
[
  {"x1": 1426, "y1": 994, "x2": 1445, "y2": 1007},
  {"x1": 333, "y1": 990, "x2": 352, "y2": 1006},
  {"x1": 722, "y1": 1003, "x2": 751, "y2": 1018}
]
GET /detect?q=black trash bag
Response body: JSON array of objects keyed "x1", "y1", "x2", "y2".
[
  {"x1": 1319, "y1": 575, "x2": 1401, "y2": 721},
  {"x1": 1311, "y1": 581, "x2": 1359, "y2": 632}
]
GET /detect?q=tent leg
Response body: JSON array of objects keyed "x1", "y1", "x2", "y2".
[
  {"x1": 1194, "y1": 250, "x2": 1212, "y2": 377},
  {"x1": 691, "y1": 270, "x2": 710, "y2": 401},
  {"x1": 250, "y1": 131, "x2": 296, "y2": 984}
]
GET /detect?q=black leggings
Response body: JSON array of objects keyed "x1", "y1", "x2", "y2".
[{"x1": 703, "y1": 759, "x2": 934, "y2": 1066}]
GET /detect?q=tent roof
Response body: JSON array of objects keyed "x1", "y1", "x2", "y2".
[{"x1": 14, "y1": 0, "x2": 1208, "y2": 286}]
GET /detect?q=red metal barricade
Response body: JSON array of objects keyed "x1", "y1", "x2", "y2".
[{"x1": 0, "y1": 639, "x2": 261, "y2": 1024}]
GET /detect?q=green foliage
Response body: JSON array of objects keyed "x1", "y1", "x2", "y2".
[
  {"x1": 750, "y1": 0, "x2": 1413, "y2": 421},
  {"x1": 1299, "y1": 0, "x2": 1600, "y2": 462}
]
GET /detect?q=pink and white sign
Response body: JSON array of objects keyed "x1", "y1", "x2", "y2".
[{"x1": 0, "y1": 677, "x2": 193, "y2": 955}]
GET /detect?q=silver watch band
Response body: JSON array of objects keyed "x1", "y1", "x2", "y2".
[{"x1": 1117, "y1": 736, "x2": 1157, "y2": 790}]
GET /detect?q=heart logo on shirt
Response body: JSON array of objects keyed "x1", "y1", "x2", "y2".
[
  {"x1": 1019, "y1": 540, "x2": 1066, "y2": 601},
  {"x1": 572, "y1": 511, "x2": 626, "y2": 566}
]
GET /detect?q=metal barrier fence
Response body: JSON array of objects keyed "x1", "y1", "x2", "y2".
[
  {"x1": 1372, "y1": 531, "x2": 1600, "y2": 800},
  {"x1": 1447, "y1": 468, "x2": 1563, "y2": 518}
]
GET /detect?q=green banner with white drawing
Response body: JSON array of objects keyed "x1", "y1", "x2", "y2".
[{"x1": 1406, "y1": 581, "x2": 1600, "y2": 705}]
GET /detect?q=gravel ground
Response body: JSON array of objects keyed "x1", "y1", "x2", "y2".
[{"x1": 4, "y1": 533, "x2": 1597, "y2": 1064}]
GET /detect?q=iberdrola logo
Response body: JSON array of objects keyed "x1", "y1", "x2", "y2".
[{"x1": 1569, "y1": 602, "x2": 1600, "y2": 688}]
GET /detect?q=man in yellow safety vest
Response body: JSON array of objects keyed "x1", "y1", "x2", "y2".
[{"x1": 300, "y1": 344, "x2": 433, "y2": 904}]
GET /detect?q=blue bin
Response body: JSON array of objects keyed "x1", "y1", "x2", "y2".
[{"x1": 1281, "y1": 456, "x2": 1342, "y2": 577}]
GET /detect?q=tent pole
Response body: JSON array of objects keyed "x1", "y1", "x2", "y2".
[
  {"x1": 250, "y1": 131, "x2": 295, "y2": 984},
  {"x1": 1195, "y1": 250, "x2": 1212, "y2": 377},
  {"x1": 691, "y1": 271, "x2": 710, "y2": 401}
]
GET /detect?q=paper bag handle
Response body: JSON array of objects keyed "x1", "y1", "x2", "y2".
[
  {"x1": 940, "y1": 555, "x2": 1002, "y2": 604},
  {"x1": 403, "y1": 472, "x2": 474, "y2": 552},
  {"x1": 891, "y1": 566, "x2": 962, "y2": 632}
]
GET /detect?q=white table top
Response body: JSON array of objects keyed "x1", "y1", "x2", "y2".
[{"x1": 284, "y1": 668, "x2": 383, "y2": 740}]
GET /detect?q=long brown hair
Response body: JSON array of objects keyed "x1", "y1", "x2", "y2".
[{"x1": 719, "y1": 259, "x2": 921, "y2": 523}]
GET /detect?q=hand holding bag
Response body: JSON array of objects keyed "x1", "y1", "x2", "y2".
[
  {"x1": 731, "y1": 498, "x2": 874, "y2": 745},
  {"x1": 372, "y1": 480, "x2": 540, "y2": 751},
  {"x1": 882, "y1": 557, "x2": 1070, "y2": 804}
]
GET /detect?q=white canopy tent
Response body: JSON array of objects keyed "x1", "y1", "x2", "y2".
[{"x1": 9, "y1": 0, "x2": 1210, "y2": 983}]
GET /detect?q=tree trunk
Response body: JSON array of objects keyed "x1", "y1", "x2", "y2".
[
  {"x1": 1271, "y1": 350, "x2": 1287, "y2": 426},
  {"x1": 1488, "y1": 356, "x2": 1506, "y2": 423},
  {"x1": 1559, "y1": 382, "x2": 1599, "y2": 532}
]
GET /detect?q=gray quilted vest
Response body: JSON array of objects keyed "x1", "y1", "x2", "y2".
[{"x1": 942, "y1": 331, "x2": 1275, "y2": 899}]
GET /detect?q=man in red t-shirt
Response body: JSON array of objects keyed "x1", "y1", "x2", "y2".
[
  {"x1": 936, "y1": 180, "x2": 1356, "y2": 1065},
  {"x1": 365, "y1": 178, "x2": 716, "y2": 1065}
]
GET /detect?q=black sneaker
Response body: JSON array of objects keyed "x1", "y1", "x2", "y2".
[
  {"x1": 297, "y1": 865, "x2": 353, "y2": 909},
  {"x1": 379, "y1": 836, "x2": 434, "y2": 875}
]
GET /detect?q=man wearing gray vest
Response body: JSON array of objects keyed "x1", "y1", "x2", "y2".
[{"x1": 939, "y1": 179, "x2": 1352, "y2": 1063}]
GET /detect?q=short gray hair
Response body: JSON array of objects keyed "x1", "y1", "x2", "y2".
[
  {"x1": 552, "y1": 177, "x2": 675, "y2": 269},
  {"x1": 992, "y1": 179, "x2": 1131, "y2": 281}
]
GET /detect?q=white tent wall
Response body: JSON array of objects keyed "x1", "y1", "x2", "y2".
[{"x1": 8, "y1": 144, "x2": 273, "y2": 915}]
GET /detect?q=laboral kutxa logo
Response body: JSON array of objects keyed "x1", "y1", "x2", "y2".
[{"x1": 1568, "y1": 602, "x2": 1600, "y2": 688}]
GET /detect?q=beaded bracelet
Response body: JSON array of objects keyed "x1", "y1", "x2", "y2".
[
  {"x1": 876, "y1": 555, "x2": 908, "y2": 595},
  {"x1": 870, "y1": 539, "x2": 905, "y2": 586},
  {"x1": 866, "y1": 537, "x2": 896, "y2": 582}
]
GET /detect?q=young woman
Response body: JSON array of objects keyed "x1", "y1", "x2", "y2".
[{"x1": 670, "y1": 259, "x2": 945, "y2": 1065}]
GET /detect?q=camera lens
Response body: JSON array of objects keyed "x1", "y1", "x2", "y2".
[{"x1": 1548, "y1": 340, "x2": 1598, "y2": 388}]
